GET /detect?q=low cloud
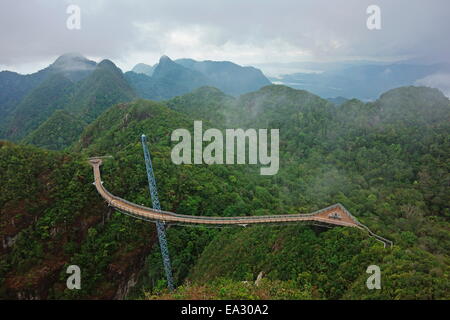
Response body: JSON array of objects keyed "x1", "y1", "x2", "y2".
[
  {"x1": 416, "y1": 73, "x2": 450, "y2": 97},
  {"x1": 1, "y1": 0, "x2": 450, "y2": 73}
]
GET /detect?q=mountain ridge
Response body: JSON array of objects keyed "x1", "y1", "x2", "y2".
[
  {"x1": 0, "y1": 56, "x2": 136, "y2": 143},
  {"x1": 127, "y1": 55, "x2": 271, "y2": 99}
]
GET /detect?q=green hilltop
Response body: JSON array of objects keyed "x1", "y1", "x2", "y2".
[{"x1": 22, "y1": 110, "x2": 86, "y2": 151}]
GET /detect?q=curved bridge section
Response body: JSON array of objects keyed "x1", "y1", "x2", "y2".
[{"x1": 89, "y1": 158, "x2": 393, "y2": 247}]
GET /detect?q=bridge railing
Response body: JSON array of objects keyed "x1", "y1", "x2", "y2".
[
  {"x1": 91, "y1": 161, "x2": 391, "y2": 246},
  {"x1": 96, "y1": 178, "x2": 364, "y2": 224}
]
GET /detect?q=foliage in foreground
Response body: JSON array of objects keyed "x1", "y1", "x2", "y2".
[{"x1": 144, "y1": 278, "x2": 312, "y2": 300}]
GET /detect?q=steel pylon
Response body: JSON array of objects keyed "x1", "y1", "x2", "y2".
[{"x1": 141, "y1": 134, "x2": 174, "y2": 291}]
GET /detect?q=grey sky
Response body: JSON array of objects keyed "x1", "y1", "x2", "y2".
[{"x1": 1, "y1": 0, "x2": 449, "y2": 74}]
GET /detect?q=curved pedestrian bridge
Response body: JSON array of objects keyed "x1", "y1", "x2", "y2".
[{"x1": 89, "y1": 157, "x2": 393, "y2": 247}]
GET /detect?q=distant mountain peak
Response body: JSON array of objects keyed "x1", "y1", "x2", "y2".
[
  {"x1": 97, "y1": 59, "x2": 123, "y2": 75},
  {"x1": 50, "y1": 53, "x2": 96, "y2": 72},
  {"x1": 153, "y1": 54, "x2": 195, "y2": 79},
  {"x1": 158, "y1": 55, "x2": 179, "y2": 69},
  {"x1": 159, "y1": 55, "x2": 172, "y2": 63},
  {"x1": 57, "y1": 52, "x2": 85, "y2": 59},
  {"x1": 131, "y1": 63, "x2": 155, "y2": 76},
  {"x1": 98, "y1": 59, "x2": 116, "y2": 67}
]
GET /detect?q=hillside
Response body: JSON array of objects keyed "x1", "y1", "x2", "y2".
[
  {"x1": 0, "y1": 53, "x2": 96, "y2": 127},
  {"x1": 0, "y1": 56, "x2": 136, "y2": 143},
  {"x1": 1, "y1": 99, "x2": 274, "y2": 299},
  {"x1": 175, "y1": 58, "x2": 271, "y2": 96},
  {"x1": 132, "y1": 63, "x2": 155, "y2": 76},
  {"x1": 1, "y1": 73, "x2": 75, "y2": 140},
  {"x1": 166, "y1": 86, "x2": 237, "y2": 126},
  {"x1": 76, "y1": 84, "x2": 450, "y2": 300},
  {"x1": 1, "y1": 85, "x2": 449, "y2": 300},
  {"x1": 22, "y1": 110, "x2": 86, "y2": 151},
  {"x1": 64, "y1": 59, "x2": 137, "y2": 122},
  {"x1": 0, "y1": 141, "x2": 150, "y2": 299},
  {"x1": 0, "y1": 71, "x2": 47, "y2": 126},
  {"x1": 141, "y1": 85, "x2": 450, "y2": 299},
  {"x1": 125, "y1": 56, "x2": 210, "y2": 101},
  {"x1": 125, "y1": 56, "x2": 271, "y2": 100},
  {"x1": 0, "y1": 53, "x2": 269, "y2": 148}
]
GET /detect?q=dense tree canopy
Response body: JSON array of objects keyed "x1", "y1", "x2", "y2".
[{"x1": 1, "y1": 84, "x2": 449, "y2": 299}]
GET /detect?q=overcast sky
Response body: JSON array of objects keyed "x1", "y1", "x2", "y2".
[{"x1": 0, "y1": 0, "x2": 449, "y2": 74}]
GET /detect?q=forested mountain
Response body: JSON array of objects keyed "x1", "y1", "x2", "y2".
[
  {"x1": 0, "y1": 53, "x2": 269, "y2": 150},
  {"x1": 22, "y1": 110, "x2": 86, "y2": 151},
  {"x1": 131, "y1": 63, "x2": 155, "y2": 76},
  {"x1": 126, "y1": 56, "x2": 271, "y2": 100},
  {"x1": 1, "y1": 73, "x2": 75, "y2": 141},
  {"x1": 175, "y1": 58, "x2": 271, "y2": 96},
  {"x1": 0, "y1": 71, "x2": 47, "y2": 127},
  {"x1": 168, "y1": 85, "x2": 450, "y2": 300},
  {"x1": 0, "y1": 100, "x2": 263, "y2": 299},
  {"x1": 44, "y1": 52, "x2": 97, "y2": 82},
  {"x1": 125, "y1": 55, "x2": 210, "y2": 101},
  {"x1": 0, "y1": 141, "x2": 151, "y2": 299},
  {"x1": 166, "y1": 86, "x2": 236, "y2": 126},
  {"x1": 1, "y1": 84, "x2": 449, "y2": 300},
  {"x1": 0, "y1": 56, "x2": 136, "y2": 145},
  {"x1": 327, "y1": 96, "x2": 348, "y2": 106},
  {"x1": 0, "y1": 53, "x2": 96, "y2": 125},
  {"x1": 62, "y1": 59, "x2": 136, "y2": 123}
]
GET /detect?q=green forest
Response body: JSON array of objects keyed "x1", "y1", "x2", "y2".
[{"x1": 1, "y1": 84, "x2": 449, "y2": 299}]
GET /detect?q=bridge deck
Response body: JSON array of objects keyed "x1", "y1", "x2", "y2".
[{"x1": 88, "y1": 158, "x2": 393, "y2": 247}]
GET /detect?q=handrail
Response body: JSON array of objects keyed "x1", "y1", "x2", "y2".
[{"x1": 88, "y1": 158, "x2": 393, "y2": 247}]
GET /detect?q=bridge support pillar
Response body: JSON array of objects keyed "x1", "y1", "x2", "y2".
[{"x1": 141, "y1": 134, "x2": 175, "y2": 291}]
